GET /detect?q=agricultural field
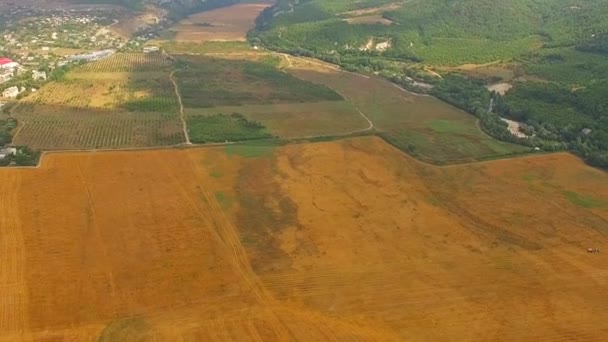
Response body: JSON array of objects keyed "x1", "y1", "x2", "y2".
[
  {"x1": 73, "y1": 53, "x2": 173, "y2": 73},
  {"x1": 174, "y1": 55, "x2": 345, "y2": 108},
  {"x1": 186, "y1": 101, "x2": 369, "y2": 139},
  {"x1": 10, "y1": 53, "x2": 184, "y2": 149},
  {"x1": 287, "y1": 57, "x2": 527, "y2": 163},
  {"x1": 174, "y1": 55, "x2": 372, "y2": 141},
  {"x1": 11, "y1": 105, "x2": 184, "y2": 149},
  {"x1": 0, "y1": 136, "x2": 607, "y2": 340},
  {"x1": 170, "y1": 3, "x2": 271, "y2": 42}
]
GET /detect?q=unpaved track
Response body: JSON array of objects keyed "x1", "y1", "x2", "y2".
[{"x1": 169, "y1": 70, "x2": 191, "y2": 145}]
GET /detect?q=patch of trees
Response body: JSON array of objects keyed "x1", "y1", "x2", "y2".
[
  {"x1": 497, "y1": 81, "x2": 608, "y2": 168},
  {"x1": 0, "y1": 119, "x2": 40, "y2": 167},
  {"x1": 0, "y1": 118, "x2": 16, "y2": 147},
  {"x1": 0, "y1": 147, "x2": 41, "y2": 167},
  {"x1": 576, "y1": 33, "x2": 608, "y2": 56}
]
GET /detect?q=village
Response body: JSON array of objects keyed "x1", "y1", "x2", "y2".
[{"x1": 0, "y1": 4, "x2": 164, "y2": 102}]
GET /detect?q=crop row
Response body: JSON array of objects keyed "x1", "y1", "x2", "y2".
[
  {"x1": 13, "y1": 111, "x2": 185, "y2": 149},
  {"x1": 75, "y1": 53, "x2": 174, "y2": 73}
]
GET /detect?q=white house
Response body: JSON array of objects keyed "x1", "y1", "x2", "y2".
[
  {"x1": 0, "y1": 147, "x2": 17, "y2": 159},
  {"x1": 143, "y1": 46, "x2": 160, "y2": 53},
  {"x1": 32, "y1": 70, "x2": 47, "y2": 81},
  {"x1": 2, "y1": 86, "x2": 19, "y2": 98}
]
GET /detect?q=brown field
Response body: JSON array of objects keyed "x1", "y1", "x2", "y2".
[
  {"x1": 0, "y1": 137, "x2": 607, "y2": 340},
  {"x1": 172, "y1": 3, "x2": 271, "y2": 42}
]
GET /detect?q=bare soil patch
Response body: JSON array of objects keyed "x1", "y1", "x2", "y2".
[
  {"x1": 487, "y1": 82, "x2": 513, "y2": 95},
  {"x1": 340, "y1": 2, "x2": 403, "y2": 17},
  {"x1": 501, "y1": 117, "x2": 528, "y2": 138},
  {"x1": 345, "y1": 15, "x2": 393, "y2": 25}
]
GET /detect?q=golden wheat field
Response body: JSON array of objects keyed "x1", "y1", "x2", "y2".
[{"x1": 0, "y1": 137, "x2": 607, "y2": 341}]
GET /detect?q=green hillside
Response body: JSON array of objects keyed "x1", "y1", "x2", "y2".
[
  {"x1": 254, "y1": 0, "x2": 608, "y2": 65},
  {"x1": 251, "y1": 0, "x2": 608, "y2": 168}
]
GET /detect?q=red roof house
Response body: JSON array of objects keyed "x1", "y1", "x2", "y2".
[{"x1": 0, "y1": 58, "x2": 18, "y2": 69}]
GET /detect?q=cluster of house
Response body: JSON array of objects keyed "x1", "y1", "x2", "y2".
[{"x1": 0, "y1": 147, "x2": 17, "y2": 160}]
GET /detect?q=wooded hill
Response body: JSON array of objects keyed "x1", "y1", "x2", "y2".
[{"x1": 251, "y1": 0, "x2": 608, "y2": 168}]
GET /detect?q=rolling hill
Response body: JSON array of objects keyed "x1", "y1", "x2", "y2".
[{"x1": 252, "y1": 0, "x2": 608, "y2": 168}]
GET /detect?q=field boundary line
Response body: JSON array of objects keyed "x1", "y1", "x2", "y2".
[{"x1": 278, "y1": 54, "x2": 375, "y2": 136}]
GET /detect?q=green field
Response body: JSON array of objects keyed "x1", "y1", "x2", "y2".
[
  {"x1": 176, "y1": 55, "x2": 373, "y2": 143},
  {"x1": 174, "y1": 55, "x2": 343, "y2": 108}
]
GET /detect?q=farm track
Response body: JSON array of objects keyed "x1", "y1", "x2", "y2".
[
  {"x1": 157, "y1": 156, "x2": 292, "y2": 340},
  {"x1": 169, "y1": 69, "x2": 192, "y2": 145}
]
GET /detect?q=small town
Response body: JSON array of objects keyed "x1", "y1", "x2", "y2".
[{"x1": 0, "y1": 5, "x2": 164, "y2": 104}]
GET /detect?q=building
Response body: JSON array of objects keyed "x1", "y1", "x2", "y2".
[
  {"x1": 143, "y1": 46, "x2": 160, "y2": 53},
  {"x1": 2, "y1": 86, "x2": 19, "y2": 98},
  {"x1": 0, "y1": 58, "x2": 19, "y2": 70},
  {"x1": 32, "y1": 70, "x2": 47, "y2": 81},
  {"x1": 70, "y1": 49, "x2": 115, "y2": 62},
  {"x1": 0, "y1": 147, "x2": 17, "y2": 159}
]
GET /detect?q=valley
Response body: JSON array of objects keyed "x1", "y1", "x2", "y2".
[{"x1": 0, "y1": 1, "x2": 606, "y2": 341}]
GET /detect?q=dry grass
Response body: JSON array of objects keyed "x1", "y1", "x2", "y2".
[
  {"x1": 171, "y1": 3, "x2": 271, "y2": 42},
  {"x1": 0, "y1": 137, "x2": 606, "y2": 340},
  {"x1": 340, "y1": 2, "x2": 404, "y2": 17},
  {"x1": 344, "y1": 15, "x2": 393, "y2": 25}
]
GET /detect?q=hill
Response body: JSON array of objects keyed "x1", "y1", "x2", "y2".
[{"x1": 251, "y1": 0, "x2": 608, "y2": 168}]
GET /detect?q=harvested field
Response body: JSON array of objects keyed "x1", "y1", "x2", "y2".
[
  {"x1": 286, "y1": 57, "x2": 527, "y2": 163},
  {"x1": 171, "y1": 3, "x2": 271, "y2": 42},
  {"x1": 0, "y1": 137, "x2": 606, "y2": 340}
]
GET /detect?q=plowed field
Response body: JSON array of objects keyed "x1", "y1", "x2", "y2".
[
  {"x1": 172, "y1": 3, "x2": 271, "y2": 42},
  {"x1": 0, "y1": 137, "x2": 607, "y2": 341}
]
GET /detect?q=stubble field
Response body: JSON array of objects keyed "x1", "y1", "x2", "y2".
[{"x1": 0, "y1": 136, "x2": 606, "y2": 341}]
